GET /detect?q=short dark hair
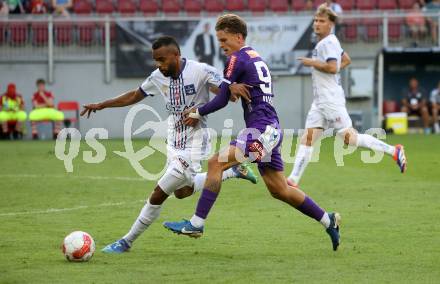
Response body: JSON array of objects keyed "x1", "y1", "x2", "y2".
[
  {"x1": 215, "y1": 14, "x2": 247, "y2": 39},
  {"x1": 36, "y1": 78, "x2": 45, "y2": 85},
  {"x1": 152, "y1": 36, "x2": 181, "y2": 54}
]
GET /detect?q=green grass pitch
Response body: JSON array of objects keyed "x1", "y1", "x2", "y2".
[{"x1": 1, "y1": 135, "x2": 439, "y2": 283}]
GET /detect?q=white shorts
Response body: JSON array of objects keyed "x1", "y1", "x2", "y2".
[
  {"x1": 157, "y1": 150, "x2": 202, "y2": 196},
  {"x1": 305, "y1": 103, "x2": 352, "y2": 132}
]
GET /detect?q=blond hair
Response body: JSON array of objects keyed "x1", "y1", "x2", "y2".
[{"x1": 315, "y1": 3, "x2": 338, "y2": 23}]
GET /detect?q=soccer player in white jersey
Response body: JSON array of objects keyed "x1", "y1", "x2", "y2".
[
  {"x1": 80, "y1": 36, "x2": 257, "y2": 253},
  {"x1": 288, "y1": 4, "x2": 407, "y2": 186}
]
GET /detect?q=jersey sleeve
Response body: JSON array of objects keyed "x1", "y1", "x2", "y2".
[
  {"x1": 201, "y1": 63, "x2": 223, "y2": 88},
  {"x1": 139, "y1": 74, "x2": 160, "y2": 97},
  {"x1": 198, "y1": 55, "x2": 245, "y2": 116},
  {"x1": 320, "y1": 38, "x2": 341, "y2": 62}
]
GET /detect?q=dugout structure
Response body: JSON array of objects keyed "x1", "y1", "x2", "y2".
[{"x1": 376, "y1": 47, "x2": 440, "y2": 124}]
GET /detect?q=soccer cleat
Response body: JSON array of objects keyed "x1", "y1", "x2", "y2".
[
  {"x1": 163, "y1": 219, "x2": 204, "y2": 238},
  {"x1": 326, "y1": 212, "x2": 341, "y2": 251},
  {"x1": 101, "y1": 239, "x2": 130, "y2": 254},
  {"x1": 393, "y1": 144, "x2": 407, "y2": 173},
  {"x1": 233, "y1": 163, "x2": 258, "y2": 184}
]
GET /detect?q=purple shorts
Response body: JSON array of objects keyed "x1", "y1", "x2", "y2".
[{"x1": 230, "y1": 126, "x2": 284, "y2": 175}]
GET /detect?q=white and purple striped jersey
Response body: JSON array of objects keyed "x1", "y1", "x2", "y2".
[
  {"x1": 139, "y1": 58, "x2": 222, "y2": 156},
  {"x1": 311, "y1": 34, "x2": 345, "y2": 106}
]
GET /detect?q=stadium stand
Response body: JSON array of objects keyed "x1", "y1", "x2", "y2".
[
  {"x1": 73, "y1": 0, "x2": 93, "y2": 14},
  {"x1": 204, "y1": 0, "x2": 224, "y2": 14},
  {"x1": 183, "y1": 0, "x2": 202, "y2": 15},
  {"x1": 31, "y1": 22, "x2": 48, "y2": 46},
  {"x1": 10, "y1": 22, "x2": 28, "y2": 45},
  {"x1": 139, "y1": 0, "x2": 159, "y2": 15},
  {"x1": 225, "y1": 0, "x2": 246, "y2": 12},
  {"x1": 162, "y1": 0, "x2": 182, "y2": 14},
  {"x1": 95, "y1": 0, "x2": 114, "y2": 14},
  {"x1": 117, "y1": 0, "x2": 136, "y2": 14},
  {"x1": 248, "y1": 0, "x2": 267, "y2": 13},
  {"x1": 356, "y1": 0, "x2": 377, "y2": 11}
]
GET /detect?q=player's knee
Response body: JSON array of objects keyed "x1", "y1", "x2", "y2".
[
  {"x1": 149, "y1": 186, "x2": 168, "y2": 205},
  {"x1": 207, "y1": 156, "x2": 222, "y2": 172},
  {"x1": 173, "y1": 187, "x2": 193, "y2": 199}
]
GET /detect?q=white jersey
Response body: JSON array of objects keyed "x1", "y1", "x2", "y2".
[
  {"x1": 311, "y1": 34, "x2": 345, "y2": 106},
  {"x1": 139, "y1": 58, "x2": 222, "y2": 159}
]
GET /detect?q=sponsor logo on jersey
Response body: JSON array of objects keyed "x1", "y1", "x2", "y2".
[
  {"x1": 178, "y1": 157, "x2": 189, "y2": 169},
  {"x1": 226, "y1": 55, "x2": 237, "y2": 78},
  {"x1": 184, "y1": 84, "x2": 196, "y2": 96},
  {"x1": 246, "y1": 50, "x2": 260, "y2": 58}
]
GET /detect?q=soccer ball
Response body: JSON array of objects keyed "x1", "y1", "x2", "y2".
[{"x1": 62, "y1": 231, "x2": 95, "y2": 262}]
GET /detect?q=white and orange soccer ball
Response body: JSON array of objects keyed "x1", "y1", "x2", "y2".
[{"x1": 62, "y1": 231, "x2": 95, "y2": 262}]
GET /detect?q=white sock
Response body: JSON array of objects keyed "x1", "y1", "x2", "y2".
[
  {"x1": 193, "y1": 168, "x2": 237, "y2": 194},
  {"x1": 190, "y1": 214, "x2": 205, "y2": 228},
  {"x1": 357, "y1": 134, "x2": 395, "y2": 156},
  {"x1": 288, "y1": 145, "x2": 313, "y2": 184},
  {"x1": 434, "y1": 122, "x2": 440, "y2": 133},
  {"x1": 320, "y1": 212, "x2": 331, "y2": 229},
  {"x1": 122, "y1": 199, "x2": 162, "y2": 246}
]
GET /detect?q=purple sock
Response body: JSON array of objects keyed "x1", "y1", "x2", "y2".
[
  {"x1": 195, "y1": 189, "x2": 219, "y2": 219},
  {"x1": 296, "y1": 196, "x2": 325, "y2": 222}
]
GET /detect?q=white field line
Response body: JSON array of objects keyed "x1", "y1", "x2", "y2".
[
  {"x1": 0, "y1": 200, "x2": 146, "y2": 217},
  {"x1": 0, "y1": 173, "x2": 167, "y2": 217},
  {"x1": 0, "y1": 173, "x2": 146, "y2": 182}
]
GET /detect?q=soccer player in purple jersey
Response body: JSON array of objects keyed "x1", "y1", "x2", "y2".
[{"x1": 164, "y1": 14, "x2": 341, "y2": 251}]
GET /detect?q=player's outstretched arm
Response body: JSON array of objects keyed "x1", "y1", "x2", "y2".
[
  {"x1": 341, "y1": 52, "x2": 351, "y2": 69},
  {"x1": 80, "y1": 88, "x2": 144, "y2": 118},
  {"x1": 298, "y1": 57, "x2": 338, "y2": 74}
]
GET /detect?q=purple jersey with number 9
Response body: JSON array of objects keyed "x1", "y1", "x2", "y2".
[{"x1": 224, "y1": 46, "x2": 279, "y2": 129}]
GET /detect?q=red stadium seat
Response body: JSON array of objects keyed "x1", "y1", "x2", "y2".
[
  {"x1": 31, "y1": 22, "x2": 48, "y2": 46},
  {"x1": 292, "y1": 0, "x2": 306, "y2": 11},
  {"x1": 9, "y1": 22, "x2": 28, "y2": 45},
  {"x1": 356, "y1": 0, "x2": 377, "y2": 10},
  {"x1": 342, "y1": 18, "x2": 358, "y2": 41},
  {"x1": 162, "y1": 0, "x2": 181, "y2": 14},
  {"x1": 337, "y1": 0, "x2": 355, "y2": 10},
  {"x1": 269, "y1": 0, "x2": 289, "y2": 12},
  {"x1": 183, "y1": 0, "x2": 202, "y2": 14},
  {"x1": 388, "y1": 18, "x2": 403, "y2": 41},
  {"x1": 54, "y1": 22, "x2": 73, "y2": 45},
  {"x1": 378, "y1": 0, "x2": 397, "y2": 10},
  {"x1": 77, "y1": 22, "x2": 95, "y2": 46},
  {"x1": 58, "y1": 101, "x2": 80, "y2": 130},
  {"x1": 398, "y1": 0, "x2": 416, "y2": 10},
  {"x1": 248, "y1": 0, "x2": 267, "y2": 13},
  {"x1": 139, "y1": 0, "x2": 159, "y2": 14},
  {"x1": 204, "y1": 0, "x2": 224, "y2": 13},
  {"x1": 96, "y1": 0, "x2": 114, "y2": 14},
  {"x1": 73, "y1": 0, "x2": 93, "y2": 14},
  {"x1": 362, "y1": 18, "x2": 381, "y2": 41},
  {"x1": 225, "y1": 0, "x2": 245, "y2": 11},
  {"x1": 117, "y1": 0, "x2": 136, "y2": 14}
]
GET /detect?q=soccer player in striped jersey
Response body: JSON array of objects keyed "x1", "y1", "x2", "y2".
[
  {"x1": 80, "y1": 36, "x2": 257, "y2": 253},
  {"x1": 288, "y1": 4, "x2": 407, "y2": 187},
  {"x1": 164, "y1": 14, "x2": 342, "y2": 251}
]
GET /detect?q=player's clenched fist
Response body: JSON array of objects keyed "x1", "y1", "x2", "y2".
[{"x1": 182, "y1": 107, "x2": 200, "y2": 127}]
